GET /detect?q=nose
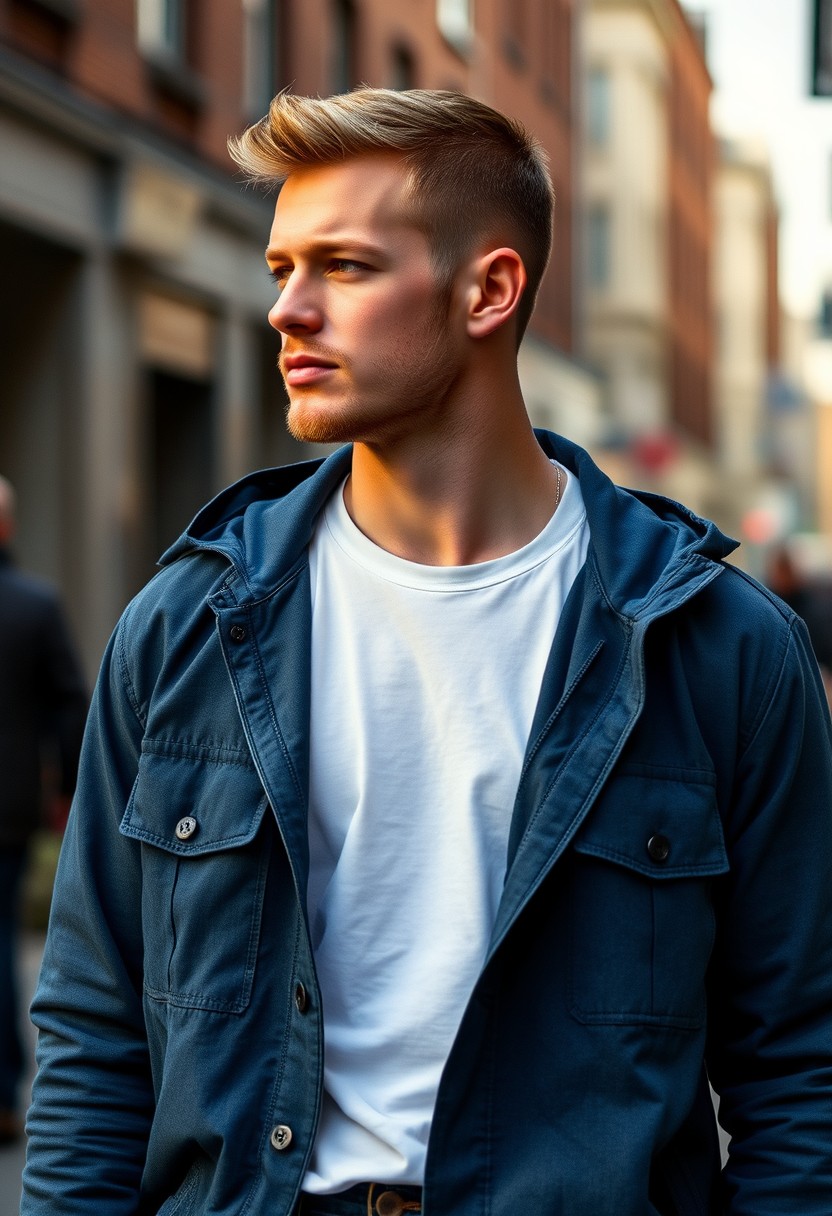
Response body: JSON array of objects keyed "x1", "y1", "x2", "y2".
[{"x1": 268, "y1": 272, "x2": 322, "y2": 336}]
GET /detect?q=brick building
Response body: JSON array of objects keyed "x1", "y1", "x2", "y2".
[
  {"x1": 667, "y1": 7, "x2": 714, "y2": 450},
  {"x1": 581, "y1": 0, "x2": 718, "y2": 508},
  {"x1": 0, "y1": 0, "x2": 597, "y2": 675}
]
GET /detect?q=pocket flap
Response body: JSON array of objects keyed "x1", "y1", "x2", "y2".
[
  {"x1": 120, "y1": 746, "x2": 269, "y2": 856},
  {"x1": 572, "y1": 768, "x2": 728, "y2": 878}
]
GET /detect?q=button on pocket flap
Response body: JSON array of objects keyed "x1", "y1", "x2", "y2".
[
  {"x1": 120, "y1": 748, "x2": 269, "y2": 856},
  {"x1": 572, "y1": 770, "x2": 728, "y2": 879}
]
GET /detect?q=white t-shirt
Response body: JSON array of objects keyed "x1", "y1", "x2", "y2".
[{"x1": 303, "y1": 466, "x2": 589, "y2": 1193}]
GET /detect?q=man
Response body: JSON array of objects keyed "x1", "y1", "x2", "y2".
[
  {"x1": 22, "y1": 89, "x2": 832, "y2": 1214},
  {"x1": 0, "y1": 476, "x2": 86, "y2": 1143}
]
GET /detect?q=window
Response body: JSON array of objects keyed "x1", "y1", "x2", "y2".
[
  {"x1": 587, "y1": 203, "x2": 611, "y2": 289},
  {"x1": 437, "y1": 0, "x2": 473, "y2": 55},
  {"x1": 243, "y1": 0, "x2": 278, "y2": 117},
  {"x1": 587, "y1": 66, "x2": 610, "y2": 146},
  {"x1": 137, "y1": 0, "x2": 186, "y2": 60}
]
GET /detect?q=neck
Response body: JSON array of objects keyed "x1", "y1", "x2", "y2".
[{"x1": 345, "y1": 374, "x2": 563, "y2": 566}]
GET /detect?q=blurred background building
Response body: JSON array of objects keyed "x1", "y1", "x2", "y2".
[
  {"x1": 701, "y1": 0, "x2": 832, "y2": 581},
  {"x1": 711, "y1": 135, "x2": 821, "y2": 565},
  {"x1": 0, "y1": 0, "x2": 829, "y2": 678},
  {"x1": 580, "y1": 0, "x2": 717, "y2": 511}
]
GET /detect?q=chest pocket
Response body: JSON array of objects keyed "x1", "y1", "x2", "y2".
[
  {"x1": 568, "y1": 769, "x2": 728, "y2": 1030},
  {"x1": 120, "y1": 747, "x2": 271, "y2": 1015}
]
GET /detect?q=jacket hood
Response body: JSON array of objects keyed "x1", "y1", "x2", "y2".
[
  {"x1": 160, "y1": 431, "x2": 738, "y2": 622},
  {"x1": 540, "y1": 433, "x2": 738, "y2": 620}
]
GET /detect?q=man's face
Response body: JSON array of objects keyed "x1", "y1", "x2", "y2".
[{"x1": 266, "y1": 154, "x2": 465, "y2": 446}]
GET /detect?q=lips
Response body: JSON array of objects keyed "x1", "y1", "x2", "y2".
[{"x1": 282, "y1": 352, "x2": 339, "y2": 386}]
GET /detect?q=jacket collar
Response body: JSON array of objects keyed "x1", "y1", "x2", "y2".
[
  {"x1": 160, "y1": 431, "x2": 738, "y2": 620},
  {"x1": 159, "y1": 447, "x2": 352, "y2": 600},
  {"x1": 535, "y1": 432, "x2": 737, "y2": 621}
]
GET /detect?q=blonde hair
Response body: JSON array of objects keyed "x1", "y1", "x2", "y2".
[{"x1": 229, "y1": 88, "x2": 554, "y2": 339}]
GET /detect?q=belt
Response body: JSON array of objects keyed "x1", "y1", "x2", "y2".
[
  {"x1": 297, "y1": 1182, "x2": 423, "y2": 1216},
  {"x1": 366, "y1": 1184, "x2": 421, "y2": 1216}
]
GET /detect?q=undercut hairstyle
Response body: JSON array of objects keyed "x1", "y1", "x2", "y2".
[{"x1": 229, "y1": 88, "x2": 554, "y2": 341}]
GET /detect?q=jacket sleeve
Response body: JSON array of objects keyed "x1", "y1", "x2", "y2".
[
  {"x1": 707, "y1": 614, "x2": 832, "y2": 1213},
  {"x1": 21, "y1": 608, "x2": 153, "y2": 1214}
]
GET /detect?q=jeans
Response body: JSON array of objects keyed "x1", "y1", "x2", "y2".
[{"x1": 0, "y1": 845, "x2": 28, "y2": 1111}]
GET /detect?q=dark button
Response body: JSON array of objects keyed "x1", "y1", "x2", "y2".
[
  {"x1": 175, "y1": 816, "x2": 198, "y2": 841},
  {"x1": 647, "y1": 834, "x2": 670, "y2": 863},
  {"x1": 229, "y1": 624, "x2": 247, "y2": 643},
  {"x1": 270, "y1": 1123, "x2": 293, "y2": 1151},
  {"x1": 294, "y1": 983, "x2": 308, "y2": 1013}
]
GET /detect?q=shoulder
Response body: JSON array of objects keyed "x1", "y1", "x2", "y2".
[
  {"x1": 668, "y1": 561, "x2": 824, "y2": 753},
  {"x1": 123, "y1": 548, "x2": 234, "y2": 633},
  {"x1": 708, "y1": 564, "x2": 805, "y2": 704},
  {"x1": 681, "y1": 560, "x2": 795, "y2": 651},
  {"x1": 642, "y1": 560, "x2": 808, "y2": 723},
  {"x1": 112, "y1": 550, "x2": 237, "y2": 722}
]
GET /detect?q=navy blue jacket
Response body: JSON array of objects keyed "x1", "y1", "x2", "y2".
[{"x1": 23, "y1": 434, "x2": 832, "y2": 1214}]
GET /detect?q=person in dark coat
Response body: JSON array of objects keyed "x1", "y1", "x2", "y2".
[{"x1": 0, "y1": 476, "x2": 87, "y2": 1142}]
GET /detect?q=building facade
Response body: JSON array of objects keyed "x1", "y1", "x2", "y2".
[
  {"x1": 0, "y1": 0, "x2": 596, "y2": 675},
  {"x1": 712, "y1": 139, "x2": 781, "y2": 532},
  {"x1": 580, "y1": 0, "x2": 717, "y2": 508},
  {"x1": 667, "y1": 6, "x2": 713, "y2": 450}
]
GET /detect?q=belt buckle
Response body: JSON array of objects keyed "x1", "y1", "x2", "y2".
[{"x1": 368, "y1": 1184, "x2": 421, "y2": 1216}]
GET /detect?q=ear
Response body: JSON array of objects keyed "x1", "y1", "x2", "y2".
[{"x1": 464, "y1": 247, "x2": 527, "y2": 340}]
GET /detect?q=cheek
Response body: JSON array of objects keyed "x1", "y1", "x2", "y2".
[
  {"x1": 384, "y1": 287, "x2": 448, "y2": 341},
  {"x1": 332, "y1": 278, "x2": 447, "y2": 356},
  {"x1": 342, "y1": 303, "x2": 415, "y2": 354}
]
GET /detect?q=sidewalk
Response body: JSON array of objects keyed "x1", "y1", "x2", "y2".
[{"x1": 0, "y1": 933, "x2": 44, "y2": 1216}]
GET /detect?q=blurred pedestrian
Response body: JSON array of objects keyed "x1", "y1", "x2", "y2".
[{"x1": 0, "y1": 476, "x2": 87, "y2": 1143}]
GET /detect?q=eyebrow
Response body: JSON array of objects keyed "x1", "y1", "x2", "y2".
[{"x1": 264, "y1": 238, "x2": 388, "y2": 261}]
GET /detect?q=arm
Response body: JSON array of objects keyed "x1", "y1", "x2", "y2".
[
  {"x1": 707, "y1": 616, "x2": 832, "y2": 1213},
  {"x1": 22, "y1": 612, "x2": 154, "y2": 1213}
]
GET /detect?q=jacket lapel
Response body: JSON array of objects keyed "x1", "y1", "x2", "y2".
[
  {"x1": 214, "y1": 569, "x2": 315, "y2": 901},
  {"x1": 491, "y1": 546, "x2": 726, "y2": 965},
  {"x1": 489, "y1": 574, "x2": 639, "y2": 960}
]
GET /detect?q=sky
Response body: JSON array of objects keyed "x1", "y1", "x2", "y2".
[{"x1": 685, "y1": 0, "x2": 832, "y2": 319}]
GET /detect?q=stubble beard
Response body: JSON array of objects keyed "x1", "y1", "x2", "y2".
[{"x1": 283, "y1": 298, "x2": 458, "y2": 447}]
